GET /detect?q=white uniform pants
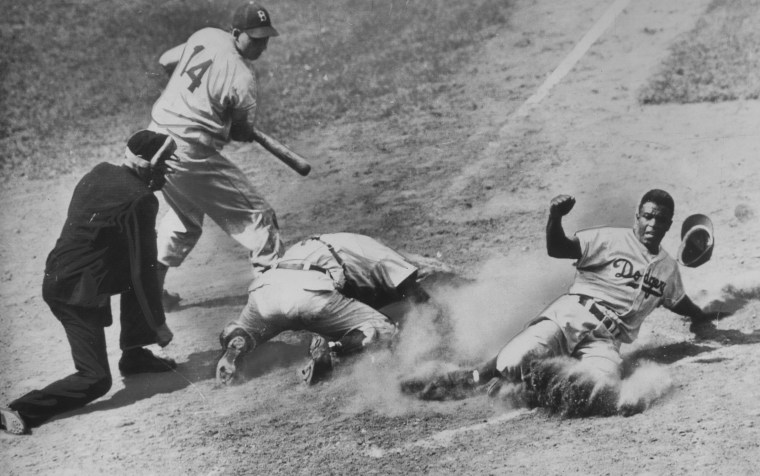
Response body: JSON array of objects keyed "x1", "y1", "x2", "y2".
[
  {"x1": 495, "y1": 319, "x2": 623, "y2": 382},
  {"x1": 156, "y1": 143, "x2": 283, "y2": 270},
  {"x1": 225, "y1": 277, "x2": 398, "y2": 347}
]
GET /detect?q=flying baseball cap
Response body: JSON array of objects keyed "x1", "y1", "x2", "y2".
[
  {"x1": 677, "y1": 213, "x2": 714, "y2": 267},
  {"x1": 231, "y1": 2, "x2": 279, "y2": 38}
]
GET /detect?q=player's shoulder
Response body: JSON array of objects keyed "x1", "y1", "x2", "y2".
[
  {"x1": 188, "y1": 27, "x2": 229, "y2": 42},
  {"x1": 186, "y1": 28, "x2": 237, "y2": 56},
  {"x1": 574, "y1": 225, "x2": 625, "y2": 238}
]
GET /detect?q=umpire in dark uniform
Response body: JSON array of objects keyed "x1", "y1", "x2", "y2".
[{"x1": 0, "y1": 130, "x2": 180, "y2": 435}]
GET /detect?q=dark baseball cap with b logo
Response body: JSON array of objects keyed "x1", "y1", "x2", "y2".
[{"x1": 232, "y1": 2, "x2": 279, "y2": 38}]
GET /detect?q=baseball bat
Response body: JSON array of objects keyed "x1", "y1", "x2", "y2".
[{"x1": 251, "y1": 127, "x2": 312, "y2": 176}]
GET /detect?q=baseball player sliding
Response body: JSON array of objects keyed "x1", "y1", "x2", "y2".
[
  {"x1": 147, "y1": 1, "x2": 285, "y2": 309},
  {"x1": 403, "y1": 190, "x2": 723, "y2": 414},
  {"x1": 216, "y1": 233, "x2": 434, "y2": 386}
]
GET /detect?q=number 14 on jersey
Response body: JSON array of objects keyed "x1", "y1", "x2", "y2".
[{"x1": 182, "y1": 45, "x2": 212, "y2": 92}]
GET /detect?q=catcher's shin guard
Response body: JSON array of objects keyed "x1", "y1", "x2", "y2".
[
  {"x1": 332, "y1": 329, "x2": 367, "y2": 356},
  {"x1": 216, "y1": 327, "x2": 255, "y2": 385}
]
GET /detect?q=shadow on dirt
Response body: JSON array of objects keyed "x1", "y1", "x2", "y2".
[
  {"x1": 623, "y1": 325, "x2": 760, "y2": 376},
  {"x1": 623, "y1": 341, "x2": 717, "y2": 371},
  {"x1": 58, "y1": 339, "x2": 315, "y2": 422},
  {"x1": 239, "y1": 340, "x2": 310, "y2": 379},
  {"x1": 173, "y1": 294, "x2": 248, "y2": 311},
  {"x1": 59, "y1": 349, "x2": 221, "y2": 421}
]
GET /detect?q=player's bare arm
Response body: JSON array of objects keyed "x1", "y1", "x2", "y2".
[
  {"x1": 546, "y1": 194, "x2": 581, "y2": 259},
  {"x1": 158, "y1": 43, "x2": 185, "y2": 76},
  {"x1": 229, "y1": 108, "x2": 257, "y2": 142}
]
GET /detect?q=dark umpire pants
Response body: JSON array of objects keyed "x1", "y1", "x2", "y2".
[{"x1": 8, "y1": 289, "x2": 158, "y2": 428}]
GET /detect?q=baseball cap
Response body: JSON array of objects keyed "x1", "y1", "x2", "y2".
[
  {"x1": 125, "y1": 130, "x2": 177, "y2": 168},
  {"x1": 677, "y1": 213, "x2": 714, "y2": 267},
  {"x1": 231, "y1": 2, "x2": 279, "y2": 38}
]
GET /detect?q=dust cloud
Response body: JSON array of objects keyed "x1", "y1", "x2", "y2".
[
  {"x1": 618, "y1": 361, "x2": 673, "y2": 414},
  {"x1": 344, "y1": 251, "x2": 577, "y2": 414},
  {"x1": 439, "y1": 252, "x2": 575, "y2": 362},
  {"x1": 518, "y1": 357, "x2": 674, "y2": 417}
]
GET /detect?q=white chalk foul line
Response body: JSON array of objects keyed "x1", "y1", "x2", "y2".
[
  {"x1": 367, "y1": 408, "x2": 535, "y2": 458},
  {"x1": 512, "y1": 0, "x2": 632, "y2": 119}
]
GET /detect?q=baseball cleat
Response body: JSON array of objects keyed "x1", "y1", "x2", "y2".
[
  {"x1": 216, "y1": 335, "x2": 248, "y2": 385},
  {"x1": 485, "y1": 377, "x2": 504, "y2": 398},
  {"x1": 118, "y1": 347, "x2": 177, "y2": 376},
  {"x1": 300, "y1": 335, "x2": 333, "y2": 385},
  {"x1": 417, "y1": 369, "x2": 478, "y2": 401},
  {"x1": 162, "y1": 289, "x2": 182, "y2": 312},
  {"x1": 0, "y1": 407, "x2": 28, "y2": 435}
]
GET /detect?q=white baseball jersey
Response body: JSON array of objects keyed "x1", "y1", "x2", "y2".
[
  {"x1": 561, "y1": 226, "x2": 685, "y2": 343},
  {"x1": 150, "y1": 28, "x2": 258, "y2": 150},
  {"x1": 252, "y1": 233, "x2": 418, "y2": 306}
]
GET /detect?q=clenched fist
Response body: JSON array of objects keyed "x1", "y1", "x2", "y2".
[{"x1": 549, "y1": 195, "x2": 576, "y2": 217}]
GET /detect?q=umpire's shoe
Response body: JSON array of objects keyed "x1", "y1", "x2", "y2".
[
  {"x1": 119, "y1": 347, "x2": 177, "y2": 376},
  {"x1": 300, "y1": 335, "x2": 333, "y2": 385},
  {"x1": 0, "y1": 407, "x2": 27, "y2": 435}
]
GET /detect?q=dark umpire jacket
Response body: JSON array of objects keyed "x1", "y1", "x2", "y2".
[{"x1": 42, "y1": 163, "x2": 165, "y2": 329}]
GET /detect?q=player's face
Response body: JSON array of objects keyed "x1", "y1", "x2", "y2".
[
  {"x1": 238, "y1": 33, "x2": 269, "y2": 60},
  {"x1": 635, "y1": 202, "x2": 673, "y2": 253}
]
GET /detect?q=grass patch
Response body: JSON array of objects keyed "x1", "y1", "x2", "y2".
[
  {"x1": 639, "y1": 0, "x2": 760, "y2": 104},
  {"x1": 0, "y1": 0, "x2": 510, "y2": 180}
]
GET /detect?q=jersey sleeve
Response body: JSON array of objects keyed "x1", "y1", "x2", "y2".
[
  {"x1": 228, "y1": 61, "x2": 258, "y2": 112},
  {"x1": 661, "y1": 264, "x2": 686, "y2": 309},
  {"x1": 573, "y1": 227, "x2": 610, "y2": 269}
]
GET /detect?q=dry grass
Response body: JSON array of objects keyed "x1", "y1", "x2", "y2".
[
  {"x1": 639, "y1": 0, "x2": 760, "y2": 104},
  {"x1": 0, "y1": 0, "x2": 509, "y2": 180}
]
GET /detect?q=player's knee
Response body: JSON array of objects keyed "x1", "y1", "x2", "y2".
[{"x1": 79, "y1": 373, "x2": 112, "y2": 401}]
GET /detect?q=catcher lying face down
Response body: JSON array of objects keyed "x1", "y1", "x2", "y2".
[
  {"x1": 402, "y1": 190, "x2": 722, "y2": 414},
  {"x1": 216, "y1": 233, "x2": 433, "y2": 385}
]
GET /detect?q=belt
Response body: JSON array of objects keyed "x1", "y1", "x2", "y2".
[
  {"x1": 266, "y1": 261, "x2": 329, "y2": 275},
  {"x1": 577, "y1": 295, "x2": 621, "y2": 337}
]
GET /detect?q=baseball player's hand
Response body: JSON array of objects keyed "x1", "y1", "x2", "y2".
[{"x1": 549, "y1": 195, "x2": 576, "y2": 217}]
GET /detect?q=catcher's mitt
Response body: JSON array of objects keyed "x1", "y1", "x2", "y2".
[{"x1": 677, "y1": 214, "x2": 714, "y2": 268}]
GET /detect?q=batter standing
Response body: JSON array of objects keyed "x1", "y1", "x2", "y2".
[{"x1": 148, "y1": 2, "x2": 284, "y2": 307}]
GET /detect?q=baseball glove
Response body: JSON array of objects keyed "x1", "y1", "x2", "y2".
[{"x1": 677, "y1": 214, "x2": 714, "y2": 268}]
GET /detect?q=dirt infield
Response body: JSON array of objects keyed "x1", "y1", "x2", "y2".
[{"x1": 2, "y1": 0, "x2": 759, "y2": 474}]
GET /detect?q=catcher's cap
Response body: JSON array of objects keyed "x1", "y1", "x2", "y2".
[
  {"x1": 125, "y1": 130, "x2": 177, "y2": 169},
  {"x1": 232, "y1": 2, "x2": 279, "y2": 38},
  {"x1": 677, "y1": 214, "x2": 714, "y2": 267}
]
